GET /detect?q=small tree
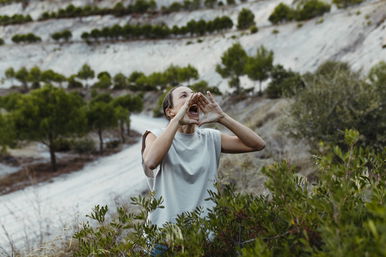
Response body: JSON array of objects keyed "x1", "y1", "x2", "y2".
[
  {"x1": 77, "y1": 63, "x2": 95, "y2": 89},
  {"x1": 113, "y1": 73, "x2": 129, "y2": 90},
  {"x1": 237, "y1": 8, "x2": 255, "y2": 30},
  {"x1": 12, "y1": 85, "x2": 86, "y2": 171},
  {"x1": 15, "y1": 66, "x2": 29, "y2": 89},
  {"x1": 87, "y1": 95, "x2": 117, "y2": 153},
  {"x1": 244, "y1": 46, "x2": 274, "y2": 94},
  {"x1": 269, "y1": 3, "x2": 294, "y2": 24},
  {"x1": 265, "y1": 64, "x2": 305, "y2": 98},
  {"x1": 216, "y1": 42, "x2": 248, "y2": 94}
]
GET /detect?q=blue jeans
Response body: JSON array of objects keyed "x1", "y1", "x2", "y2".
[{"x1": 150, "y1": 244, "x2": 168, "y2": 257}]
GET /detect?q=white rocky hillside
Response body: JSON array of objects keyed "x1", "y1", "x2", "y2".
[{"x1": 0, "y1": 0, "x2": 385, "y2": 91}]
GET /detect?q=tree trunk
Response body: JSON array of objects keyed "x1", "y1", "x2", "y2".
[
  {"x1": 98, "y1": 128, "x2": 104, "y2": 153},
  {"x1": 120, "y1": 120, "x2": 125, "y2": 143},
  {"x1": 48, "y1": 135, "x2": 57, "y2": 172}
]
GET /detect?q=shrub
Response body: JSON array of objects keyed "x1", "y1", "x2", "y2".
[
  {"x1": 250, "y1": 25, "x2": 258, "y2": 34},
  {"x1": 73, "y1": 130, "x2": 386, "y2": 256},
  {"x1": 295, "y1": 0, "x2": 330, "y2": 21},
  {"x1": 71, "y1": 137, "x2": 96, "y2": 154},
  {"x1": 268, "y1": 3, "x2": 294, "y2": 24},
  {"x1": 106, "y1": 139, "x2": 120, "y2": 149},
  {"x1": 333, "y1": 0, "x2": 364, "y2": 8},
  {"x1": 237, "y1": 8, "x2": 255, "y2": 30},
  {"x1": 0, "y1": 38, "x2": 4, "y2": 45},
  {"x1": 11, "y1": 33, "x2": 41, "y2": 43},
  {"x1": 288, "y1": 61, "x2": 384, "y2": 148},
  {"x1": 265, "y1": 64, "x2": 305, "y2": 98}
]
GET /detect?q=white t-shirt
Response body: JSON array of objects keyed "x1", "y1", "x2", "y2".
[{"x1": 141, "y1": 127, "x2": 221, "y2": 227}]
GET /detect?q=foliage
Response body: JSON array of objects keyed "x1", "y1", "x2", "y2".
[
  {"x1": 11, "y1": 33, "x2": 41, "y2": 43},
  {"x1": 216, "y1": 42, "x2": 248, "y2": 94},
  {"x1": 294, "y1": 0, "x2": 331, "y2": 21},
  {"x1": 51, "y1": 29, "x2": 72, "y2": 42},
  {"x1": 237, "y1": 8, "x2": 255, "y2": 30},
  {"x1": 333, "y1": 0, "x2": 364, "y2": 8},
  {"x1": 244, "y1": 46, "x2": 274, "y2": 94},
  {"x1": 11, "y1": 85, "x2": 86, "y2": 171},
  {"x1": 77, "y1": 64, "x2": 95, "y2": 89},
  {"x1": 269, "y1": 0, "x2": 330, "y2": 24},
  {"x1": 71, "y1": 137, "x2": 96, "y2": 154},
  {"x1": 0, "y1": 14, "x2": 32, "y2": 26},
  {"x1": 189, "y1": 80, "x2": 222, "y2": 95},
  {"x1": 269, "y1": 3, "x2": 294, "y2": 24},
  {"x1": 81, "y1": 16, "x2": 233, "y2": 43},
  {"x1": 0, "y1": 113, "x2": 15, "y2": 154},
  {"x1": 288, "y1": 61, "x2": 385, "y2": 148},
  {"x1": 265, "y1": 64, "x2": 305, "y2": 98},
  {"x1": 73, "y1": 130, "x2": 386, "y2": 256},
  {"x1": 0, "y1": 37, "x2": 4, "y2": 45}
]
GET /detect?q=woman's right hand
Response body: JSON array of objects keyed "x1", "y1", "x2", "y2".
[{"x1": 172, "y1": 93, "x2": 199, "y2": 125}]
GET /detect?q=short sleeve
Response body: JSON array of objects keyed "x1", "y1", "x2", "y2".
[
  {"x1": 141, "y1": 128, "x2": 163, "y2": 191},
  {"x1": 203, "y1": 128, "x2": 221, "y2": 163}
]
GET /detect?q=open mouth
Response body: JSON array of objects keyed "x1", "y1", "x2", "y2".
[{"x1": 188, "y1": 104, "x2": 199, "y2": 116}]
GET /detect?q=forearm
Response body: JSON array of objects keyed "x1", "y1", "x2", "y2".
[
  {"x1": 219, "y1": 113, "x2": 265, "y2": 150},
  {"x1": 143, "y1": 118, "x2": 180, "y2": 169}
]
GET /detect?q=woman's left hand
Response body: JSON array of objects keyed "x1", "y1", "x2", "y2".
[{"x1": 197, "y1": 91, "x2": 225, "y2": 126}]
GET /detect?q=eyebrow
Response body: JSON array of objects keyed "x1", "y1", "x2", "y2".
[{"x1": 179, "y1": 90, "x2": 192, "y2": 95}]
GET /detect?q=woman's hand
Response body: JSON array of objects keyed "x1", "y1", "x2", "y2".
[
  {"x1": 197, "y1": 91, "x2": 225, "y2": 126},
  {"x1": 172, "y1": 93, "x2": 200, "y2": 125}
]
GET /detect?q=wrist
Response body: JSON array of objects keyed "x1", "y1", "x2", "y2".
[{"x1": 218, "y1": 112, "x2": 228, "y2": 124}]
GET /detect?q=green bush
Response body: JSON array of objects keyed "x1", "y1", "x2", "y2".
[
  {"x1": 333, "y1": 0, "x2": 364, "y2": 8},
  {"x1": 269, "y1": 0, "x2": 330, "y2": 24},
  {"x1": 106, "y1": 139, "x2": 120, "y2": 149},
  {"x1": 53, "y1": 137, "x2": 73, "y2": 152},
  {"x1": 73, "y1": 130, "x2": 386, "y2": 256},
  {"x1": 250, "y1": 26, "x2": 258, "y2": 34},
  {"x1": 11, "y1": 33, "x2": 41, "y2": 43},
  {"x1": 265, "y1": 64, "x2": 305, "y2": 98},
  {"x1": 0, "y1": 14, "x2": 32, "y2": 26},
  {"x1": 51, "y1": 29, "x2": 72, "y2": 42},
  {"x1": 237, "y1": 8, "x2": 255, "y2": 30},
  {"x1": 71, "y1": 137, "x2": 96, "y2": 154},
  {"x1": 295, "y1": 0, "x2": 331, "y2": 21},
  {"x1": 0, "y1": 38, "x2": 4, "y2": 45},
  {"x1": 268, "y1": 3, "x2": 294, "y2": 24},
  {"x1": 288, "y1": 61, "x2": 385, "y2": 148}
]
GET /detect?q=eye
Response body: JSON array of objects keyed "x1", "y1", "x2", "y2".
[{"x1": 180, "y1": 94, "x2": 187, "y2": 98}]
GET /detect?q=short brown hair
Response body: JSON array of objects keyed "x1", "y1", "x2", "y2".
[{"x1": 162, "y1": 87, "x2": 178, "y2": 120}]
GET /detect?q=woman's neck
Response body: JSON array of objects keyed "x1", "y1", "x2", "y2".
[{"x1": 178, "y1": 124, "x2": 196, "y2": 134}]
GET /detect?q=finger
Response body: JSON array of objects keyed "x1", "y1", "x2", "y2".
[
  {"x1": 187, "y1": 119, "x2": 199, "y2": 125},
  {"x1": 199, "y1": 93, "x2": 210, "y2": 104},
  {"x1": 198, "y1": 96, "x2": 207, "y2": 107},
  {"x1": 197, "y1": 101, "x2": 206, "y2": 112},
  {"x1": 190, "y1": 93, "x2": 199, "y2": 105},
  {"x1": 207, "y1": 91, "x2": 216, "y2": 103}
]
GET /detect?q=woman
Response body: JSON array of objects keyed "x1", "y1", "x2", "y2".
[{"x1": 141, "y1": 85, "x2": 265, "y2": 233}]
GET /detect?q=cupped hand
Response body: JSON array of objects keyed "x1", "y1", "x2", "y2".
[
  {"x1": 173, "y1": 93, "x2": 200, "y2": 125},
  {"x1": 196, "y1": 91, "x2": 224, "y2": 126}
]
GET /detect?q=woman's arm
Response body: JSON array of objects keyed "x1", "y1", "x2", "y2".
[
  {"x1": 197, "y1": 92, "x2": 265, "y2": 153},
  {"x1": 143, "y1": 93, "x2": 199, "y2": 170},
  {"x1": 219, "y1": 113, "x2": 265, "y2": 153}
]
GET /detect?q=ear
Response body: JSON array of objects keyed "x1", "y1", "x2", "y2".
[{"x1": 166, "y1": 107, "x2": 175, "y2": 119}]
